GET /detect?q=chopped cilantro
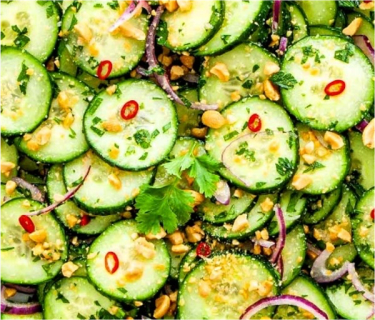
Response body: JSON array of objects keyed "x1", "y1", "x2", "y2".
[
  {"x1": 303, "y1": 161, "x2": 325, "y2": 173},
  {"x1": 220, "y1": 34, "x2": 230, "y2": 44},
  {"x1": 334, "y1": 44, "x2": 355, "y2": 63},
  {"x1": 223, "y1": 130, "x2": 239, "y2": 141},
  {"x1": 242, "y1": 80, "x2": 253, "y2": 89},
  {"x1": 235, "y1": 141, "x2": 256, "y2": 162},
  {"x1": 17, "y1": 62, "x2": 30, "y2": 95},
  {"x1": 275, "y1": 157, "x2": 294, "y2": 176},
  {"x1": 252, "y1": 64, "x2": 260, "y2": 72},
  {"x1": 270, "y1": 72, "x2": 297, "y2": 89},
  {"x1": 163, "y1": 122, "x2": 171, "y2": 133},
  {"x1": 134, "y1": 129, "x2": 151, "y2": 149},
  {"x1": 56, "y1": 292, "x2": 70, "y2": 304}
]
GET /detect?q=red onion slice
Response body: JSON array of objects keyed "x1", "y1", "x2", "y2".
[
  {"x1": 1, "y1": 287, "x2": 40, "y2": 315},
  {"x1": 252, "y1": 238, "x2": 275, "y2": 248},
  {"x1": 312, "y1": 130, "x2": 330, "y2": 149},
  {"x1": 108, "y1": 0, "x2": 151, "y2": 33},
  {"x1": 367, "y1": 307, "x2": 375, "y2": 320},
  {"x1": 348, "y1": 263, "x2": 375, "y2": 303},
  {"x1": 353, "y1": 35, "x2": 374, "y2": 65},
  {"x1": 355, "y1": 119, "x2": 369, "y2": 132},
  {"x1": 11, "y1": 177, "x2": 45, "y2": 202},
  {"x1": 26, "y1": 166, "x2": 91, "y2": 216},
  {"x1": 311, "y1": 249, "x2": 349, "y2": 283},
  {"x1": 272, "y1": 0, "x2": 282, "y2": 34},
  {"x1": 213, "y1": 180, "x2": 230, "y2": 205},
  {"x1": 307, "y1": 242, "x2": 322, "y2": 257},
  {"x1": 277, "y1": 255, "x2": 284, "y2": 278},
  {"x1": 190, "y1": 102, "x2": 219, "y2": 111},
  {"x1": 5, "y1": 285, "x2": 36, "y2": 294},
  {"x1": 270, "y1": 205, "x2": 286, "y2": 264},
  {"x1": 279, "y1": 36, "x2": 288, "y2": 54},
  {"x1": 240, "y1": 294, "x2": 328, "y2": 320}
]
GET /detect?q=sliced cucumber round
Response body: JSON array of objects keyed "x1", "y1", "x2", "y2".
[
  {"x1": 1, "y1": 184, "x2": 24, "y2": 205},
  {"x1": 178, "y1": 245, "x2": 198, "y2": 284},
  {"x1": 309, "y1": 25, "x2": 345, "y2": 37},
  {"x1": 326, "y1": 243, "x2": 357, "y2": 271},
  {"x1": 206, "y1": 97, "x2": 297, "y2": 192},
  {"x1": 86, "y1": 220, "x2": 170, "y2": 302},
  {"x1": 43, "y1": 277, "x2": 126, "y2": 319},
  {"x1": 166, "y1": 241, "x2": 191, "y2": 280},
  {"x1": 289, "y1": 124, "x2": 350, "y2": 195},
  {"x1": 47, "y1": 165, "x2": 121, "y2": 234},
  {"x1": 1, "y1": 138, "x2": 18, "y2": 183},
  {"x1": 83, "y1": 79, "x2": 178, "y2": 170},
  {"x1": 1, "y1": 313, "x2": 43, "y2": 320},
  {"x1": 199, "y1": 43, "x2": 279, "y2": 109},
  {"x1": 287, "y1": 3, "x2": 308, "y2": 43},
  {"x1": 57, "y1": 41, "x2": 78, "y2": 77},
  {"x1": 195, "y1": 0, "x2": 270, "y2": 56},
  {"x1": 63, "y1": 151, "x2": 153, "y2": 214},
  {"x1": 347, "y1": 12, "x2": 375, "y2": 47},
  {"x1": 1, "y1": 198, "x2": 68, "y2": 285},
  {"x1": 281, "y1": 36, "x2": 374, "y2": 132},
  {"x1": 159, "y1": 0, "x2": 224, "y2": 51},
  {"x1": 353, "y1": 188, "x2": 374, "y2": 268},
  {"x1": 1, "y1": 0, "x2": 59, "y2": 62},
  {"x1": 1, "y1": 47, "x2": 52, "y2": 136},
  {"x1": 177, "y1": 253, "x2": 279, "y2": 319},
  {"x1": 296, "y1": 0, "x2": 337, "y2": 26},
  {"x1": 61, "y1": 1, "x2": 148, "y2": 78},
  {"x1": 16, "y1": 72, "x2": 92, "y2": 163}
]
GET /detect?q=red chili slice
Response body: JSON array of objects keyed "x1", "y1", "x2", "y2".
[
  {"x1": 105, "y1": 251, "x2": 119, "y2": 274},
  {"x1": 324, "y1": 80, "x2": 346, "y2": 97},
  {"x1": 120, "y1": 100, "x2": 139, "y2": 120},
  {"x1": 97, "y1": 60, "x2": 113, "y2": 80},
  {"x1": 19, "y1": 215, "x2": 35, "y2": 233},
  {"x1": 371, "y1": 208, "x2": 374, "y2": 220},
  {"x1": 248, "y1": 113, "x2": 262, "y2": 132},
  {"x1": 196, "y1": 242, "x2": 211, "y2": 258},
  {"x1": 80, "y1": 215, "x2": 91, "y2": 226}
]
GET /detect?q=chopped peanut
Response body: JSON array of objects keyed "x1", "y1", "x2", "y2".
[
  {"x1": 106, "y1": 85, "x2": 117, "y2": 96},
  {"x1": 260, "y1": 229, "x2": 269, "y2": 240},
  {"x1": 4, "y1": 288, "x2": 17, "y2": 298},
  {"x1": 260, "y1": 197, "x2": 274, "y2": 212},
  {"x1": 74, "y1": 22, "x2": 93, "y2": 43},
  {"x1": 263, "y1": 62, "x2": 280, "y2": 76},
  {"x1": 230, "y1": 91, "x2": 241, "y2": 102},
  {"x1": 167, "y1": 230, "x2": 184, "y2": 245},
  {"x1": 177, "y1": 0, "x2": 192, "y2": 11},
  {"x1": 171, "y1": 244, "x2": 190, "y2": 254},
  {"x1": 304, "y1": 141, "x2": 315, "y2": 154},
  {"x1": 362, "y1": 118, "x2": 374, "y2": 149},
  {"x1": 292, "y1": 174, "x2": 312, "y2": 190},
  {"x1": 118, "y1": 22, "x2": 146, "y2": 40},
  {"x1": 232, "y1": 214, "x2": 249, "y2": 232},
  {"x1": 185, "y1": 224, "x2": 205, "y2": 243},
  {"x1": 89, "y1": 42, "x2": 99, "y2": 56},
  {"x1": 191, "y1": 127, "x2": 208, "y2": 139},
  {"x1": 201, "y1": 110, "x2": 226, "y2": 129},
  {"x1": 210, "y1": 62, "x2": 230, "y2": 82},
  {"x1": 170, "y1": 66, "x2": 185, "y2": 80},
  {"x1": 109, "y1": 147, "x2": 119, "y2": 159},
  {"x1": 184, "y1": 189, "x2": 204, "y2": 206},
  {"x1": 29, "y1": 229, "x2": 47, "y2": 243},
  {"x1": 338, "y1": 228, "x2": 352, "y2": 242},
  {"x1": 101, "y1": 120, "x2": 122, "y2": 132},
  {"x1": 35, "y1": 127, "x2": 51, "y2": 146},
  {"x1": 180, "y1": 55, "x2": 195, "y2": 69},
  {"x1": 5, "y1": 180, "x2": 17, "y2": 195},
  {"x1": 63, "y1": 112, "x2": 74, "y2": 129},
  {"x1": 159, "y1": 0, "x2": 178, "y2": 12},
  {"x1": 125, "y1": 262, "x2": 144, "y2": 281},
  {"x1": 62, "y1": 261, "x2": 79, "y2": 278},
  {"x1": 302, "y1": 154, "x2": 316, "y2": 165},
  {"x1": 108, "y1": 306, "x2": 120, "y2": 316},
  {"x1": 146, "y1": 227, "x2": 166, "y2": 240},
  {"x1": 66, "y1": 214, "x2": 79, "y2": 228},
  {"x1": 343, "y1": 18, "x2": 363, "y2": 36},
  {"x1": 198, "y1": 280, "x2": 211, "y2": 298},
  {"x1": 324, "y1": 131, "x2": 344, "y2": 150},
  {"x1": 154, "y1": 295, "x2": 171, "y2": 319},
  {"x1": 233, "y1": 189, "x2": 244, "y2": 198},
  {"x1": 264, "y1": 79, "x2": 280, "y2": 101},
  {"x1": 359, "y1": 226, "x2": 369, "y2": 237},
  {"x1": 108, "y1": 173, "x2": 122, "y2": 190},
  {"x1": 257, "y1": 280, "x2": 273, "y2": 297},
  {"x1": 359, "y1": 1, "x2": 374, "y2": 9},
  {"x1": 326, "y1": 242, "x2": 335, "y2": 253},
  {"x1": 134, "y1": 237, "x2": 156, "y2": 259}
]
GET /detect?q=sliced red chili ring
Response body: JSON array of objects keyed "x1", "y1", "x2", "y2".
[
  {"x1": 80, "y1": 215, "x2": 91, "y2": 226},
  {"x1": 324, "y1": 80, "x2": 346, "y2": 97},
  {"x1": 97, "y1": 60, "x2": 113, "y2": 80},
  {"x1": 196, "y1": 242, "x2": 211, "y2": 258},
  {"x1": 19, "y1": 215, "x2": 35, "y2": 233},
  {"x1": 248, "y1": 113, "x2": 262, "y2": 132},
  {"x1": 105, "y1": 251, "x2": 119, "y2": 274},
  {"x1": 371, "y1": 208, "x2": 374, "y2": 220},
  {"x1": 120, "y1": 100, "x2": 139, "y2": 120}
]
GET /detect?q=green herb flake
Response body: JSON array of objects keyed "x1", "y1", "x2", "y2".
[
  {"x1": 139, "y1": 152, "x2": 148, "y2": 160},
  {"x1": 68, "y1": 15, "x2": 78, "y2": 31},
  {"x1": 255, "y1": 182, "x2": 266, "y2": 188},
  {"x1": 269, "y1": 72, "x2": 297, "y2": 89},
  {"x1": 242, "y1": 80, "x2": 253, "y2": 89},
  {"x1": 163, "y1": 122, "x2": 172, "y2": 133},
  {"x1": 303, "y1": 161, "x2": 325, "y2": 173},
  {"x1": 17, "y1": 62, "x2": 30, "y2": 95},
  {"x1": 334, "y1": 43, "x2": 355, "y2": 63},
  {"x1": 134, "y1": 129, "x2": 151, "y2": 149},
  {"x1": 220, "y1": 34, "x2": 230, "y2": 44},
  {"x1": 1, "y1": 247, "x2": 14, "y2": 251},
  {"x1": 11, "y1": 25, "x2": 30, "y2": 48},
  {"x1": 252, "y1": 64, "x2": 260, "y2": 72},
  {"x1": 77, "y1": 313, "x2": 86, "y2": 319},
  {"x1": 94, "y1": 3, "x2": 103, "y2": 8},
  {"x1": 46, "y1": 5, "x2": 54, "y2": 18},
  {"x1": 117, "y1": 287, "x2": 128, "y2": 294},
  {"x1": 275, "y1": 157, "x2": 294, "y2": 176},
  {"x1": 235, "y1": 141, "x2": 256, "y2": 162},
  {"x1": 107, "y1": 0, "x2": 119, "y2": 10},
  {"x1": 56, "y1": 292, "x2": 70, "y2": 304},
  {"x1": 1, "y1": 31, "x2": 5, "y2": 40},
  {"x1": 223, "y1": 130, "x2": 239, "y2": 141},
  {"x1": 68, "y1": 128, "x2": 77, "y2": 139}
]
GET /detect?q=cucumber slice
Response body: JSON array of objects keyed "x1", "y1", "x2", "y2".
[
  {"x1": 269, "y1": 191, "x2": 306, "y2": 236},
  {"x1": 57, "y1": 41, "x2": 78, "y2": 77},
  {"x1": 312, "y1": 185, "x2": 356, "y2": 246},
  {"x1": 303, "y1": 186, "x2": 342, "y2": 224},
  {"x1": 309, "y1": 25, "x2": 344, "y2": 36},
  {"x1": 63, "y1": 151, "x2": 153, "y2": 214},
  {"x1": 203, "y1": 194, "x2": 278, "y2": 240},
  {"x1": 289, "y1": 124, "x2": 350, "y2": 195},
  {"x1": 349, "y1": 131, "x2": 374, "y2": 191},
  {"x1": 198, "y1": 189, "x2": 256, "y2": 224},
  {"x1": 281, "y1": 225, "x2": 306, "y2": 286},
  {"x1": 61, "y1": 1, "x2": 148, "y2": 78},
  {"x1": 199, "y1": 43, "x2": 279, "y2": 109},
  {"x1": 176, "y1": 88, "x2": 202, "y2": 137},
  {"x1": 1, "y1": 313, "x2": 43, "y2": 320},
  {"x1": 326, "y1": 243, "x2": 357, "y2": 271},
  {"x1": 206, "y1": 97, "x2": 297, "y2": 192},
  {"x1": 195, "y1": 0, "x2": 270, "y2": 56},
  {"x1": 43, "y1": 277, "x2": 126, "y2": 319},
  {"x1": 1, "y1": 198, "x2": 68, "y2": 285},
  {"x1": 1, "y1": 138, "x2": 18, "y2": 183},
  {"x1": 1, "y1": 47, "x2": 52, "y2": 136},
  {"x1": 86, "y1": 220, "x2": 170, "y2": 302},
  {"x1": 275, "y1": 275, "x2": 336, "y2": 319},
  {"x1": 326, "y1": 267, "x2": 374, "y2": 320},
  {"x1": 159, "y1": 0, "x2": 224, "y2": 51},
  {"x1": 178, "y1": 245, "x2": 197, "y2": 284},
  {"x1": 16, "y1": 73, "x2": 92, "y2": 163},
  {"x1": 177, "y1": 253, "x2": 279, "y2": 319},
  {"x1": 1, "y1": 184, "x2": 24, "y2": 205},
  {"x1": 83, "y1": 79, "x2": 178, "y2": 170},
  {"x1": 296, "y1": 0, "x2": 337, "y2": 26},
  {"x1": 334, "y1": 9, "x2": 347, "y2": 29},
  {"x1": 353, "y1": 188, "x2": 374, "y2": 268},
  {"x1": 1, "y1": 1, "x2": 59, "y2": 62},
  {"x1": 47, "y1": 165, "x2": 121, "y2": 234},
  {"x1": 281, "y1": 36, "x2": 374, "y2": 132},
  {"x1": 166, "y1": 241, "x2": 191, "y2": 280},
  {"x1": 347, "y1": 12, "x2": 375, "y2": 47},
  {"x1": 287, "y1": 3, "x2": 308, "y2": 43}
]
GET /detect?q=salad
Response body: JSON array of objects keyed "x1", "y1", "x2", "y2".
[{"x1": 0, "y1": 0, "x2": 374, "y2": 319}]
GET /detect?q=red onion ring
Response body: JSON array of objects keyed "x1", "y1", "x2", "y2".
[
  {"x1": 367, "y1": 307, "x2": 375, "y2": 320},
  {"x1": 311, "y1": 249, "x2": 349, "y2": 283},
  {"x1": 277, "y1": 255, "x2": 284, "y2": 278},
  {"x1": 213, "y1": 180, "x2": 230, "y2": 205},
  {"x1": 136, "y1": 66, "x2": 148, "y2": 77},
  {"x1": 353, "y1": 35, "x2": 374, "y2": 65},
  {"x1": 108, "y1": 0, "x2": 151, "y2": 33},
  {"x1": 1, "y1": 287, "x2": 40, "y2": 315},
  {"x1": 240, "y1": 294, "x2": 328, "y2": 320},
  {"x1": 279, "y1": 36, "x2": 288, "y2": 54},
  {"x1": 272, "y1": 0, "x2": 282, "y2": 34},
  {"x1": 270, "y1": 205, "x2": 286, "y2": 264},
  {"x1": 312, "y1": 130, "x2": 330, "y2": 149},
  {"x1": 307, "y1": 242, "x2": 322, "y2": 257},
  {"x1": 252, "y1": 238, "x2": 276, "y2": 248},
  {"x1": 348, "y1": 263, "x2": 375, "y2": 303},
  {"x1": 355, "y1": 119, "x2": 370, "y2": 132},
  {"x1": 26, "y1": 166, "x2": 91, "y2": 216},
  {"x1": 5, "y1": 284, "x2": 36, "y2": 294},
  {"x1": 10, "y1": 177, "x2": 45, "y2": 202}
]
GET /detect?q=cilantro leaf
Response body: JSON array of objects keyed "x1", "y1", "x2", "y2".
[
  {"x1": 303, "y1": 161, "x2": 325, "y2": 173},
  {"x1": 334, "y1": 43, "x2": 355, "y2": 63},
  {"x1": 163, "y1": 144, "x2": 196, "y2": 178},
  {"x1": 270, "y1": 72, "x2": 297, "y2": 89},
  {"x1": 338, "y1": 0, "x2": 359, "y2": 7},
  {"x1": 17, "y1": 62, "x2": 30, "y2": 94},
  {"x1": 135, "y1": 183, "x2": 194, "y2": 234},
  {"x1": 275, "y1": 157, "x2": 294, "y2": 176}
]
